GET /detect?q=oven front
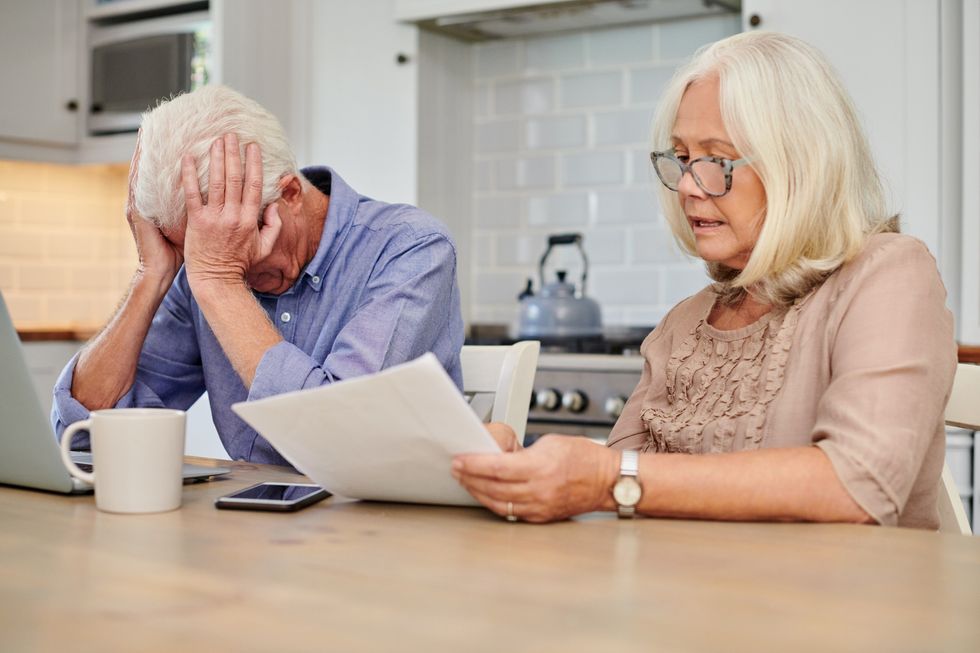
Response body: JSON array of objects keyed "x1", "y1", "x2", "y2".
[{"x1": 525, "y1": 353, "x2": 644, "y2": 445}]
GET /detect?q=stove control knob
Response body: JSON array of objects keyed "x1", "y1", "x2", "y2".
[
  {"x1": 562, "y1": 390, "x2": 588, "y2": 413},
  {"x1": 536, "y1": 388, "x2": 561, "y2": 411},
  {"x1": 604, "y1": 396, "x2": 627, "y2": 419}
]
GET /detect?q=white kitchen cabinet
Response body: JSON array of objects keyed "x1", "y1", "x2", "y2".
[
  {"x1": 0, "y1": 0, "x2": 80, "y2": 160},
  {"x1": 741, "y1": 0, "x2": 973, "y2": 343},
  {"x1": 0, "y1": 0, "x2": 302, "y2": 165}
]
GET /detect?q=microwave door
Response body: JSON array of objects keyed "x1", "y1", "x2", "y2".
[{"x1": 89, "y1": 33, "x2": 194, "y2": 135}]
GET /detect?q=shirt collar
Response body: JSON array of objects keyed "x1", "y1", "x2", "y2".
[{"x1": 298, "y1": 166, "x2": 358, "y2": 292}]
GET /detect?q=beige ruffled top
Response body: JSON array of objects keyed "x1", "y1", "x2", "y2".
[
  {"x1": 639, "y1": 296, "x2": 805, "y2": 455},
  {"x1": 607, "y1": 234, "x2": 958, "y2": 529}
]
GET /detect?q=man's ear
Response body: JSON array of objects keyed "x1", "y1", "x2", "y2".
[{"x1": 278, "y1": 174, "x2": 303, "y2": 209}]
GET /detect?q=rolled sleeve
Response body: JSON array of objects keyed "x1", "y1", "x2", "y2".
[{"x1": 810, "y1": 238, "x2": 957, "y2": 526}]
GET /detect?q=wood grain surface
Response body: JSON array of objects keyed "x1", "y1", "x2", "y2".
[{"x1": 2, "y1": 457, "x2": 979, "y2": 652}]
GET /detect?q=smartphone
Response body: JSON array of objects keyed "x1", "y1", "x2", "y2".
[{"x1": 215, "y1": 482, "x2": 331, "y2": 511}]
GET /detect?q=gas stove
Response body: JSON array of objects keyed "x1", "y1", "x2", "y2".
[{"x1": 465, "y1": 325, "x2": 653, "y2": 444}]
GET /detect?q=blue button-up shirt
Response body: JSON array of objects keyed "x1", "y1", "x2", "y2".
[{"x1": 53, "y1": 167, "x2": 464, "y2": 466}]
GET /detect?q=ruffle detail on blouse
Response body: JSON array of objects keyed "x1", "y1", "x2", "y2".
[{"x1": 640, "y1": 294, "x2": 810, "y2": 454}]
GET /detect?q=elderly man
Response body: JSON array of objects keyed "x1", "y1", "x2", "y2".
[{"x1": 53, "y1": 85, "x2": 464, "y2": 466}]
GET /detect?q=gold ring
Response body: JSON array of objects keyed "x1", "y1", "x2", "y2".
[{"x1": 506, "y1": 501, "x2": 518, "y2": 523}]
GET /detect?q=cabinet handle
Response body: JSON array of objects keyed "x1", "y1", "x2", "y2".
[
  {"x1": 748, "y1": 13, "x2": 762, "y2": 27},
  {"x1": 65, "y1": 99, "x2": 78, "y2": 112}
]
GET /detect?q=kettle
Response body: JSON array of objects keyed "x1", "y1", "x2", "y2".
[{"x1": 517, "y1": 233, "x2": 603, "y2": 338}]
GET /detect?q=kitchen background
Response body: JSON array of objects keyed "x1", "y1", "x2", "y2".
[{"x1": 1, "y1": 0, "x2": 978, "y2": 526}]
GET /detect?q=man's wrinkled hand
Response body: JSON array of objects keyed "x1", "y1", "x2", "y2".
[
  {"x1": 181, "y1": 133, "x2": 282, "y2": 290},
  {"x1": 126, "y1": 130, "x2": 183, "y2": 284}
]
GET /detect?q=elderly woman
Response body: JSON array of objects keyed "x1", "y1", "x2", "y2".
[{"x1": 453, "y1": 31, "x2": 957, "y2": 529}]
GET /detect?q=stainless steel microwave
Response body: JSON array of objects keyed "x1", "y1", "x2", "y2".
[{"x1": 88, "y1": 10, "x2": 210, "y2": 135}]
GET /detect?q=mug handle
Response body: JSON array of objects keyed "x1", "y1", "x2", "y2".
[{"x1": 59, "y1": 419, "x2": 96, "y2": 485}]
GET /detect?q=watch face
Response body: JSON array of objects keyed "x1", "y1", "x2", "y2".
[{"x1": 613, "y1": 477, "x2": 642, "y2": 507}]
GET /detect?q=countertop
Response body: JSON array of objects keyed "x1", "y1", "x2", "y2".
[{"x1": 15, "y1": 327, "x2": 97, "y2": 342}]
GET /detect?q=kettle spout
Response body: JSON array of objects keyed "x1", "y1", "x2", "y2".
[{"x1": 517, "y1": 277, "x2": 534, "y2": 301}]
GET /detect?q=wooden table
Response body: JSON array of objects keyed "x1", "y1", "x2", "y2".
[{"x1": 2, "y1": 458, "x2": 980, "y2": 653}]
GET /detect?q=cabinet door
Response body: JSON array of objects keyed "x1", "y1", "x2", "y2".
[{"x1": 0, "y1": 0, "x2": 79, "y2": 146}]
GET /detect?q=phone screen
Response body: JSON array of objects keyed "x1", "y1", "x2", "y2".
[{"x1": 229, "y1": 483, "x2": 323, "y2": 502}]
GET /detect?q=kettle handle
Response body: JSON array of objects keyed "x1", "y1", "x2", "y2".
[{"x1": 539, "y1": 233, "x2": 589, "y2": 295}]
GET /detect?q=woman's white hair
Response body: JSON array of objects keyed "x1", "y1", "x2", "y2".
[
  {"x1": 135, "y1": 85, "x2": 297, "y2": 229},
  {"x1": 651, "y1": 31, "x2": 896, "y2": 307}
]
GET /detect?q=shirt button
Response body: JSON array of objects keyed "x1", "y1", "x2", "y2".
[
  {"x1": 312, "y1": 275, "x2": 320, "y2": 284},
  {"x1": 280, "y1": 312, "x2": 291, "y2": 323}
]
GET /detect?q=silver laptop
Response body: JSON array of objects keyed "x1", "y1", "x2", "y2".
[{"x1": 0, "y1": 291, "x2": 230, "y2": 494}]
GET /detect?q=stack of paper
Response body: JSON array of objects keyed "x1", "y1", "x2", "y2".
[{"x1": 232, "y1": 353, "x2": 500, "y2": 506}]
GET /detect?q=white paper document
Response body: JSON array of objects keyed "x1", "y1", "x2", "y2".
[{"x1": 231, "y1": 353, "x2": 500, "y2": 506}]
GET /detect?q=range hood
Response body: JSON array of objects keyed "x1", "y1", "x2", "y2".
[{"x1": 401, "y1": 0, "x2": 741, "y2": 42}]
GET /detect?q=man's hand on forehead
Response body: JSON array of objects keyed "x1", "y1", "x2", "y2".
[{"x1": 179, "y1": 132, "x2": 283, "y2": 289}]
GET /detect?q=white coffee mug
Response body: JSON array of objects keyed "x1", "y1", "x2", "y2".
[{"x1": 59, "y1": 408, "x2": 187, "y2": 514}]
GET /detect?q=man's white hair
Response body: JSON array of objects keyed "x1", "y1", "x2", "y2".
[
  {"x1": 135, "y1": 85, "x2": 298, "y2": 229},
  {"x1": 651, "y1": 31, "x2": 895, "y2": 307}
]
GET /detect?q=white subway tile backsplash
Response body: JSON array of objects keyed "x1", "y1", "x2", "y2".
[
  {"x1": 594, "y1": 189, "x2": 660, "y2": 225},
  {"x1": 632, "y1": 149, "x2": 657, "y2": 184},
  {"x1": 526, "y1": 33, "x2": 585, "y2": 71},
  {"x1": 476, "y1": 120, "x2": 522, "y2": 154},
  {"x1": 663, "y1": 265, "x2": 713, "y2": 304},
  {"x1": 495, "y1": 78, "x2": 554, "y2": 115},
  {"x1": 476, "y1": 271, "x2": 529, "y2": 305},
  {"x1": 0, "y1": 263, "x2": 16, "y2": 288},
  {"x1": 475, "y1": 41, "x2": 521, "y2": 78},
  {"x1": 496, "y1": 157, "x2": 556, "y2": 190},
  {"x1": 658, "y1": 14, "x2": 742, "y2": 60},
  {"x1": 594, "y1": 109, "x2": 655, "y2": 146},
  {"x1": 561, "y1": 151, "x2": 625, "y2": 187},
  {"x1": 17, "y1": 264, "x2": 67, "y2": 291},
  {"x1": 0, "y1": 193, "x2": 16, "y2": 224},
  {"x1": 475, "y1": 160, "x2": 494, "y2": 191},
  {"x1": 588, "y1": 25, "x2": 654, "y2": 66},
  {"x1": 560, "y1": 71, "x2": 622, "y2": 109},
  {"x1": 475, "y1": 83, "x2": 491, "y2": 117},
  {"x1": 526, "y1": 115, "x2": 587, "y2": 150},
  {"x1": 591, "y1": 268, "x2": 660, "y2": 305},
  {"x1": 630, "y1": 66, "x2": 675, "y2": 104},
  {"x1": 476, "y1": 196, "x2": 522, "y2": 228},
  {"x1": 631, "y1": 226, "x2": 689, "y2": 264},
  {"x1": 527, "y1": 193, "x2": 589, "y2": 226},
  {"x1": 623, "y1": 306, "x2": 668, "y2": 326},
  {"x1": 496, "y1": 232, "x2": 547, "y2": 266},
  {"x1": 3, "y1": 293, "x2": 44, "y2": 325},
  {"x1": 582, "y1": 229, "x2": 626, "y2": 264},
  {"x1": 469, "y1": 19, "x2": 740, "y2": 327},
  {"x1": 0, "y1": 232, "x2": 39, "y2": 258},
  {"x1": 475, "y1": 234, "x2": 494, "y2": 266}
]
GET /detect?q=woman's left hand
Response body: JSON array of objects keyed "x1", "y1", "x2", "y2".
[{"x1": 451, "y1": 435, "x2": 620, "y2": 523}]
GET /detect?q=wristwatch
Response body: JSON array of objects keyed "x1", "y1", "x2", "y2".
[{"x1": 612, "y1": 449, "x2": 642, "y2": 518}]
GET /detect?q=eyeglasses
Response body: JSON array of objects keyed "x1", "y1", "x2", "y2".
[{"x1": 650, "y1": 149, "x2": 749, "y2": 198}]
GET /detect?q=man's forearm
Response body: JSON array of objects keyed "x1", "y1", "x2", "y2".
[
  {"x1": 191, "y1": 280, "x2": 282, "y2": 387},
  {"x1": 71, "y1": 272, "x2": 173, "y2": 410}
]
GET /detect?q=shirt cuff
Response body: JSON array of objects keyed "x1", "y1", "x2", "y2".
[
  {"x1": 815, "y1": 440, "x2": 899, "y2": 526},
  {"x1": 247, "y1": 341, "x2": 332, "y2": 402}
]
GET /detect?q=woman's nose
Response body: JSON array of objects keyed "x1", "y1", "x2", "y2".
[{"x1": 676, "y1": 167, "x2": 706, "y2": 199}]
